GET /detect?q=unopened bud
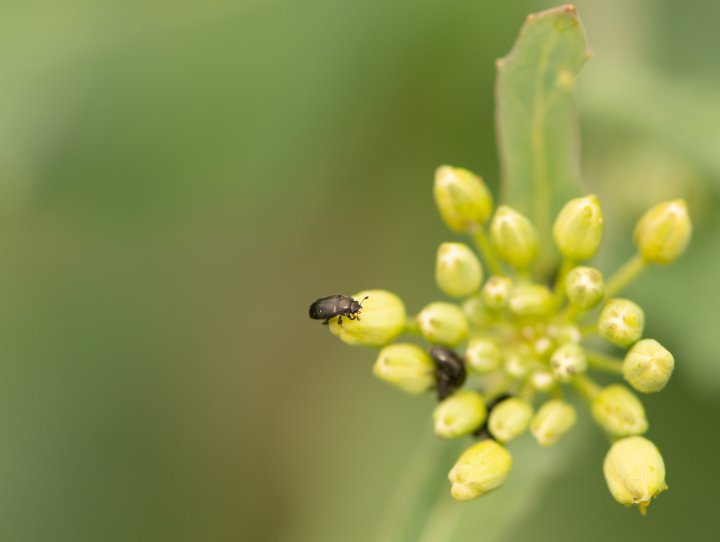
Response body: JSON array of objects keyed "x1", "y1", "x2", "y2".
[
  {"x1": 598, "y1": 299, "x2": 645, "y2": 347},
  {"x1": 462, "y1": 295, "x2": 492, "y2": 328},
  {"x1": 592, "y1": 384, "x2": 648, "y2": 438},
  {"x1": 448, "y1": 440, "x2": 512, "y2": 501},
  {"x1": 488, "y1": 398, "x2": 533, "y2": 443},
  {"x1": 547, "y1": 323, "x2": 581, "y2": 344},
  {"x1": 490, "y1": 206, "x2": 538, "y2": 269},
  {"x1": 481, "y1": 276, "x2": 513, "y2": 310},
  {"x1": 436, "y1": 242, "x2": 483, "y2": 297},
  {"x1": 604, "y1": 436, "x2": 667, "y2": 514},
  {"x1": 329, "y1": 290, "x2": 406, "y2": 346},
  {"x1": 623, "y1": 339, "x2": 674, "y2": 393},
  {"x1": 634, "y1": 199, "x2": 691, "y2": 264},
  {"x1": 531, "y1": 369, "x2": 555, "y2": 392},
  {"x1": 553, "y1": 195, "x2": 604, "y2": 260},
  {"x1": 531, "y1": 400, "x2": 577, "y2": 446},
  {"x1": 550, "y1": 343, "x2": 587, "y2": 382},
  {"x1": 565, "y1": 266, "x2": 604, "y2": 310},
  {"x1": 416, "y1": 302, "x2": 469, "y2": 347},
  {"x1": 373, "y1": 343, "x2": 435, "y2": 394},
  {"x1": 433, "y1": 390, "x2": 487, "y2": 438},
  {"x1": 508, "y1": 283, "x2": 553, "y2": 317},
  {"x1": 465, "y1": 338, "x2": 501, "y2": 374},
  {"x1": 434, "y1": 166, "x2": 493, "y2": 233}
]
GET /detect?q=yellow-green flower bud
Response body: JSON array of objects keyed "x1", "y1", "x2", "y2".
[
  {"x1": 603, "y1": 436, "x2": 668, "y2": 514},
  {"x1": 373, "y1": 343, "x2": 435, "y2": 394},
  {"x1": 531, "y1": 400, "x2": 577, "y2": 446},
  {"x1": 433, "y1": 390, "x2": 487, "y2": 438},
  {"x1": 329, "y1": 289, "x2": 406, "y2": 346},
  {"x1": 490, "y1": 206, "x2": 538, "y2": 269},
  {"x1": 634, "y1": 199, "x2": 692, "y2": 264},
  {"x1": 481, "y1": 276, "x2": 512, "y2": 310},
  {"x1": 547, "y1": 323, "x2": 581, "y2": 344},
  {"x1": 465, "y1": 338, "x2": 501, "y2": 374},
  {"x1": 550, "y1": 343, "x2": 587, "y2": 382},
  {"x1": 462, "y1": 295, "x2": 491, "y2": 328},
  {"x1": 533, "y1": 337, "x2": 553, "y2": 357},
  {"x1": 531, "y1": 369, "x2": 555, "y2": 392},
  {"x1": 565, "y1": 266, "x2": 604, "y2": 310},
  {"x1": 598, "y1": 298, "x2": 645, "y2": 348},
  {"x1": 592, "y1": 384, "x2": 648, "y2": 438},
  {"x1": 416, "y1": 302, "x2": 468, "y2": 347},
  {"x1": 552, "y1": 195, "x2": 604, "y2": 260},
  {"x1": 508, "y1": 283, "x2": 553, "y2": 317},
  {"x1": 436, "y1": 242, "x2": 483, "y2": 297},
  {"x1": 488, "y1": 398, "x2": 533, "y2": 443},
  {"x1": 448, "y1": 439, "x2": 512, "y2": 501},
  {"x1": 434, "y1": 166, "x2": 493, "y2": 233},
  {"x1": 623, "y1": 339, "x2": 674, "y2": 393}
]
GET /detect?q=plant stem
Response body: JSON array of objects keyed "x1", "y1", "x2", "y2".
[
  {"x1": 586, "y1": 350, "x2": 624, "y2": 375},
  {"x1": 572, "y1": 374, "x2": 601, "y2": 402},
  {"x1": 416, "y1": 487, "x2": 463, "y2": 542},
  {"x1": 553, "y1": 258, "x2": 574, "y2": 306},
  {"x1": 473, "y1": 229, "x2": 503, "y2": 276},
  {"x1": 375, "y1": 429, "x2": 461, "y2": 542},
  {"x1": 604, "y1": 253, "x2": 647, "y2": 299}
]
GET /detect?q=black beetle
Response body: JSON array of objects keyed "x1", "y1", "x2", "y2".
[
  {"x1": 309, "y1": 295, "x2": 369, "y2": 325},
  {"x1": 429, "y1": 346, "x2": 467, "y2": 401}
]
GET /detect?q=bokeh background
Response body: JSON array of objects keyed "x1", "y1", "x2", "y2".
[{"x1": 1, "y1": 0, "x2": 719, "y2": 540}]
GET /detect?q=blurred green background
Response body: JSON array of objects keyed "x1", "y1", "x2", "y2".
[{"x1": 0, "y1": 0, "x2": 718, "y2": 540}]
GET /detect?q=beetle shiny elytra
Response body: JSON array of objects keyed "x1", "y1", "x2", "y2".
[
  {"x1": 429, "y1": 346, "x2": 467, "y2": 401},
  {"x1": 309, "y1": 295, "x2": 369, "y2": 325}
]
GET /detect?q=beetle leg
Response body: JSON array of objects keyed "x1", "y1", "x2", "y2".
[
  {"x1": 322, "y1": 318, "x2": 329, "y2": 326},
  {"x1": 337, "y1": 315, "x2": 343, "y2": 326}
]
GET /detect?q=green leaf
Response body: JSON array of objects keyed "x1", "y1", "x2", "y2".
[{"x1": 496, "y1": 5, "x2": 591, "y2": 270}]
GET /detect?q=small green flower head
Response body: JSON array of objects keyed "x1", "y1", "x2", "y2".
[
  {"x1": 531, "y1": 400, "x2": 577, "y2": 447},
  {"x1": 448, "y1": 439, "x2": 512, "y2": 501},
  {"x1": 490, "y1": 206, "x2": 539, "y2": 269},
  {"x1": 329, "y1": 290, "x2": 406, "y2": 346},
  {"x1": 416, "y1": 302, "x2": 469, "y2": 347},
  {"x1": 508, "y1": 282, "x2": 553, "y2": 317},
  {"x1": 433, "y1": 390, "x2": 487, "y2": 438},
  {"x1": 550, "y1": 343, "x2": 587, "y2": 382},
  {"x1": 481, "y1": 276, "x2": 513, "y2": 310},
  {"x1": 465, "y1": 338, "x2": 501, "y2": 374},
  {"x1": 623, "y1": 339, "x2": 675, "y2": 393},
  {"x1": 552, "y1": 194, "x2": 604, "y2": 260},
  {"x1": 434, "y1": 166, "x2": 494, "y2": 233},
  {"x1": 598, "y1": 298, "x2": 645, "y2": 348},
  {"x1": 373, "y1": 343, "x2": 436, "y2": 394},
  {"x1": 604, "y1": 436, "x2": 668, "y2": 514},
  {"x1": 488, "y1": 398, "x2": 534, "y2": 443},
  {"x1": 565, "y1": 266, "x2": 604, "y2": 310},
  {"x1": 436, "y1": 242, "x2": 483, "y2": 298},
  {"x1": 634, "y1": 199, "x2": 692, "y2": 264},
  {"x1": 592, "y1": 384, "x2": 648, "y2": 438}
]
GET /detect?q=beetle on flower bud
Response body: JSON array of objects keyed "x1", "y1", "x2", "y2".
[{"x1": 309, "y1": 294, "x2": 368, "y2": 325}]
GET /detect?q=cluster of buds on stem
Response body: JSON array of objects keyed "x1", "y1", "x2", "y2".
[{"x1": 312, "y1": 165, "x2": 690, "y2": 514}]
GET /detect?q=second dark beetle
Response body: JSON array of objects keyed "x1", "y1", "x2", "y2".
[
  {"x1": 430, "y1": 346, "x2": 467, "y2": 401},
  {"x1": 309, "y1": 294, "x2": 368, "y2": 325}
]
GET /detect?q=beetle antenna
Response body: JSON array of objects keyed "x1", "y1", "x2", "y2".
[{"x1": 359, "y1": 296, "x2": 369, "y2": 307}]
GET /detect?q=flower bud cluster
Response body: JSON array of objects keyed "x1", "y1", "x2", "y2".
[{"x1": 313, "y1": 164, "x2": 691, "y2": 514}]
